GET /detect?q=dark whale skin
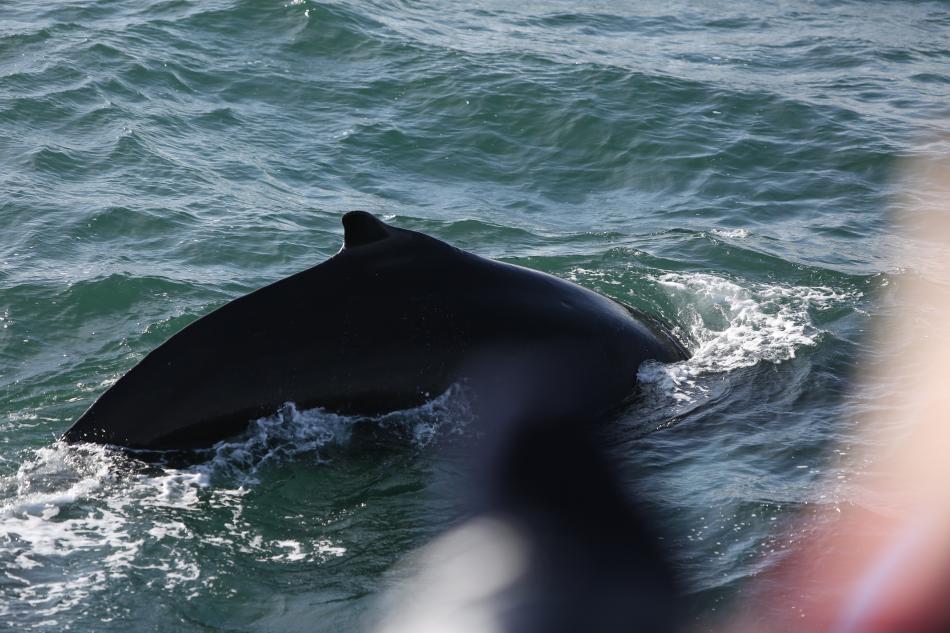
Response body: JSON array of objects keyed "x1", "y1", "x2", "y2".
[{"x1": 62, "y1": 212, "x2": 689, "y2": 450}]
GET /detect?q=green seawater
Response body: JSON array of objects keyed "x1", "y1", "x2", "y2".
[{"x1": 1, "y1": 0, "x2": 949, "y2": 630}]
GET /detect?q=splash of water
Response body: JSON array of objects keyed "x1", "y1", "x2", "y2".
[{"x1": 637, "y1": 272, "x2": 858, "y2": 405}]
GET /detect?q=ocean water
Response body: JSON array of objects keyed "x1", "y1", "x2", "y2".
[{"x1": 1, "y1": 0, "x2": 949, "y2": 630}]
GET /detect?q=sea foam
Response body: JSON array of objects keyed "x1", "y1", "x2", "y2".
[{"x1": 637, "y1": 272, "x2": 858, "y2": 406}]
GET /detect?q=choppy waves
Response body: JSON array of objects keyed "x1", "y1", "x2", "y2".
[{"x1": 1, "y1": 0, "x2": 946, "y2": 629}]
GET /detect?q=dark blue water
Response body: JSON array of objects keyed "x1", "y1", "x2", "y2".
[{"x1": 2, "y1": 0, "x2": 949, "y2": 630}]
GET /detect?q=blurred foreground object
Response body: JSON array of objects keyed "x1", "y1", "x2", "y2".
[
  {"x1": 726, "y1": 147, "x2": 950, "y2": 632},
  {"x1": 371, "y1": 415, "x2": 681, "y2": 633}
]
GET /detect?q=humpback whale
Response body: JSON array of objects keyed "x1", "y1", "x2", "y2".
[{"x1": 62, "y1": 211, "x2": 688, "y2": 450}]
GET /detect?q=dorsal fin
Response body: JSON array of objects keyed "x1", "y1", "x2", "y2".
[{"x1": 342, "y1": 211, "x2": 391, "y2": 248}]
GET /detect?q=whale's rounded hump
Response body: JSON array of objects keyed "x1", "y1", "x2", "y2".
[
  {"x1": 343, "y1": 210, "x2": 392, "y2": 248},
  {"x1": 62, "y1": 211, "x2": 690, "y2": 451}
]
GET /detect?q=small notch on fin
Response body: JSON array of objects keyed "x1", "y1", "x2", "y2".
[{"x1": 342, "y1": 211, "x2": 391, "y2": 248}]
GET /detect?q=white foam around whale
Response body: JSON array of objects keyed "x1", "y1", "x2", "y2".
[
  {"x1": 637, "y1": 272, "x2": 859, "y2": 405},
  {"x1": 0, "y1": 387, "x2": 473, "y2": 623}
]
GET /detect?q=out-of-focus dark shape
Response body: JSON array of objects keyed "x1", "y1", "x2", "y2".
[
  {"x1": 372, "y1": 357, "x2": 682, "y2": 633},
  {"x1": 486, "y1": 418, "x2": 680, "y2": 633}
]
